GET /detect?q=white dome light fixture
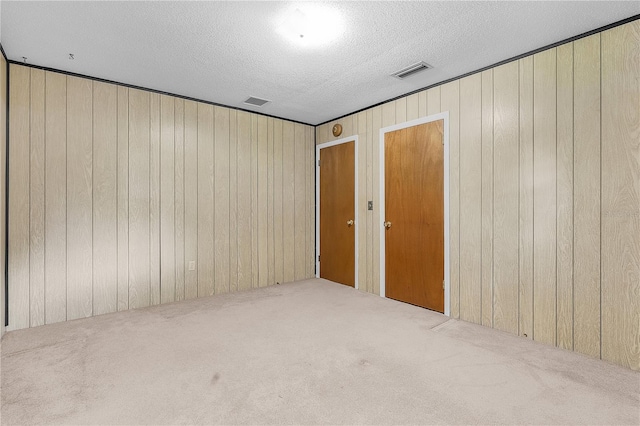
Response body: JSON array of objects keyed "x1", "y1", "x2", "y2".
[{"x1": 277, "y1": 5, "x2": 344, "y2": 47}]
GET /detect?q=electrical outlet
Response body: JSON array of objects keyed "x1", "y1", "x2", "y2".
[{"x1": 188, "y1": 261, "x2": 196, "y2": 271}]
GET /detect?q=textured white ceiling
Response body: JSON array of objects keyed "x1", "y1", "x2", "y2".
[{"x1": 2, "y1": 1, "x2": 638, "y2": 125}]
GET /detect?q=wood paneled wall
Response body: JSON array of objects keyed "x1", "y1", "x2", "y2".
[
  {"x1": 0, "y1": 53, "x2": 6, "y2": 339},
  {"x1": 8, "y1": 65, "x2": 315, "y2": 331},
  {"x1": 316, "y1": 20, "x2": 640, "y2": 370}
]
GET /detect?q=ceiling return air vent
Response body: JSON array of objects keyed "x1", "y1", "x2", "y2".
[
  {"x1": 243, "y1": 96, "x2": 271, "y2": 107},
  {"x1": 391, "y1": 61, "x2": 432, "y2": 79}
]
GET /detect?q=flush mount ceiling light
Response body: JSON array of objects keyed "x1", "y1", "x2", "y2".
[{"x1": 276, "y1": 5, "x2": 344, "y2": 47}]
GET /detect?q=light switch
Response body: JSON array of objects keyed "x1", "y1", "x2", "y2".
[
  {"x1": 368, "y1": 201, "x2": 373, "y2": 211},
  {"x1": 188, "y1": 261, "x2": 196, "y2": 271}
]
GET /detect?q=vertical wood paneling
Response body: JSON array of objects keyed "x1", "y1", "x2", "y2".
[
  {"x1": 0, "y1": 56, "x2": 5, "y2": 337},
  {"x1": 197, "y1": 103, "x2": 214, "y2": 297},
  {"x1": 45, "y1": 71, "x2": 67, "y2": 324},
  {"x1": 492, "y1": 62, "x2": 519, "y2": 334},
  {"x1": 357, "y1": 112, "x2": 367, "y2": 291},
  {"x1": 160, "y1": 95, "x2": 176, "y2": 303},
  {"x1": 149, "y1": 94, "x2": 161, "y2": 305},
  {"x1": 601, "y1": 21, "x2": 639, "y2": 370},
  {"x1": 556, "y1": 42, "x2": 574, "y2": 350},
  {"x1": 66, "y1": 76, "x2": 93, "y2": 320},
  {"x1": 395, "y1": 98, "x2": 407, "y2": 123},
  {"x1": 237, "y1": 111, "x2": 252, "y2": 291},
  {"x1": 258, "y1": 116, "x2": 269, "y2": 286},
  {"x1": 229, "y1": 110, "x2": 238, "y2": 292},
  {"x1": 117, "y1": 86, "x2": 129, "y2": 311},
  {"x1": 92, "y1": 81, "x2": 118, "y2": 316},
  {"x1": 29, "y1": 69, "x2": 45, "y2": 327},
  {"x1": 365, "y1": 109, "x2": 374, "y2": 293},
  {"x1": 459, "y1": 75, "x2": 482, "y2": 324},
  {"x1": 128, "y1": 89, "x2": 150, "y2": 309},
  {"x1": 573, "y1": 34, "x2": 602, "y2": 358},
  {"x1": 533, "y1": 49, "x2": 558, "y2": 346},
  {"x1": 8, "y1": 65, "x2": 30, "y2": 330},
  {"x1": 282, "y1": 121, "x2": 295, "y2": 282},
  {"x1": 427, "y1": 87, "x2": 441, "y2": 116},
  {"x1": 519, "y1": 56, "x2": 534, "y2": 338},
  {"x1": 251, "y1": 115, "x2": 258, "y2": 288},
  {"x1": 183, "y1": 100, "x2": 198, "y2": 299},
  {"x1": 306, "y1": 126, "x2": 315, "y2": 278},
  {"x1": 372, "y1": 106, "x2": 382, "y2": 296},
  {"x1": 406, "y1": 93, "x2": 419, "y2": 121},
  {"x1": 174, "y1": 99, "x2": 185, "y2": 301},
  {"x1": 294, "y1": 123, "x2": 306, "y2": 281},
  {"x1": 481, "y1": 69, "x2": 494, "y2": 327},
  {"x1": 267, "y1": 118, "x2": 275, "y2": 285},
  {"x1": 214, "y1": 107, "x2": 230, "y2": 294},
  {"x1": 274, "y1": 119, "x2": 284, "y2": 284},
  {"x1": 418, "y1": 90, "x2": 427, "y2": 117},
  {"x1": 441, "y1": 81, "x2": 460, "y2": 319}
]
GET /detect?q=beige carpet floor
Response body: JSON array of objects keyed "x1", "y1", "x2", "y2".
[{"x1": 1, "y1": 278, "x2": 638, "y2": 425}]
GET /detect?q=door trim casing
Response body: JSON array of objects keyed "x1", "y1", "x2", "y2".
[
  {"x1": 315, "y1": 136, "x2": 359, "y2": 289},
  {"x1": 379, "y1": 112, "x2": 450, "y2": 316}
]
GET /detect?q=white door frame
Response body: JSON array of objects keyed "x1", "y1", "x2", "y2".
[
  {"x1": 315, "y1": 136, "x2": 359, "y2": 289},
  {"x1": 379, "y1": 112, "x2": 450, "y2": 316}
]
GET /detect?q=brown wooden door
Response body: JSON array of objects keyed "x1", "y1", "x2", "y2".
[
  {"x1": 385, "y1": 121, "x2": 444, "y2": 312},
  {"x1": 319, "y1": 141, "x2": 355, "y2": 287}
]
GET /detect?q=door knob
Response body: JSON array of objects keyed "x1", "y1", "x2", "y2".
[
  {"x1": 347, "y1": 219, "x2": 354, "y2": 227},
  {"x1": 384, "y1": 221, "x2": 392, "y2": 229}
]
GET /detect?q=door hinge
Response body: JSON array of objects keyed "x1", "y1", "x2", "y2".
[{"x1": 442, "y1": 280, "x2": 445, "y2": 289}]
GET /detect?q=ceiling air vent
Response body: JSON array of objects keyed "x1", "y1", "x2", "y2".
[
  {"x1": 244, "y1": 96, "x2": 271, "y2": 107},
  {"x1": 392, "y1": 61, "x2": 432, "y2": 79}
]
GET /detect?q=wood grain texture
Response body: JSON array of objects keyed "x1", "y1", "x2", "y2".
[
  {"x1": 214, "y1": 107, "x2": 230, "y2": 294},
  {"x1": 372, "y1": 106, "x2": 383, "y2": 295},
  {"x1": 481, "y1": 69, "x2": 494, "y2": 327},
  {"x1": 117, "y1": 86, "x2": 129, "y2": 311},
  {"x1": 556, "y1": 42, "x2": 574, "y2": 351},
  {"x1": 183, "y1": 100, "x2": 198, "y2": 299},
  {"x1": 294, "y1": 123, "x2": 306, "y2": 281},
  {"x1": 519, "y1": 56, "x2": 534, "y2": 338},
  {"x1": 29, "y1": 68, "x2": 45, "y2": 327},
  {"x1": 601, "y1": 21, "x2": 639, "y2": 370},
  {"x1": 92, "y1": 81, "x2": 118, "y2": 316},
  {"x1": 533, "y1": 49, "x2": 558, "y2": 346},
  {"x1": 8, "y1": 65, "x2": 31, "y2": 330},
  {"x1": 459, "y1": 74, "x2": 482, "y2": 324},
  {"x1": 66, "y1": 76, "x2": 93, "y2": 320},
  {"x1": 149, "y1": 94, "x2": 161, "y2": 305},
  {"x1": 320, "y1": 142, "x2": 355, "y2": 287},
  {"x1": 492, "y1": 62, "x2": 519, "y2": 334},
  {"x1": 440, "y1": 81, "x2": 460, "y2": 319},
  {"x1": 273, "y1": 119, "x2": 284, "y2": 284},
  {"x1": 573, "y1": 34, "x2": 601, "y2": 358},
  {"x1": 174, "y1": 99, "x2": 185, "y2": 301},
  {"x1": 251, "y1": 115, "x2": 258, "y2": 288},
  {"x1": 365, "y1": 109, "x2": 374, "y2": 293},
  {"x1": 229, "y1": 110, "x2": 238, "y2": 292},
  {"x1": 45, "y1": 71, "x2": 68, "y2": 324},
  {"x1": 237, "y1": 111, "x2": 252, "y2": 291},
  {"x1": 160, "y1": 95, "x2": 176, "y2": 303},
  {"x1": 357, "y1": 111, "x2": 367, "y2": 291},
  {"x1": 197, "y1": 103, "x2": 215, "y2": 297},
  {"x1": 282, "y1": 121, "x2": 295, "y2": 282},
  {"x1": 306, "y1": 125, "x2": 315, "y2": 278},
  {"x1": 128, "y1": 88, "x2": 150, "y2": 309},
  {"x1": 267, "y1": 118, "x2": 275, "y2": 285},
  {"x1": 257, "y1": 116, "x2": 268, "y2": 287}
]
